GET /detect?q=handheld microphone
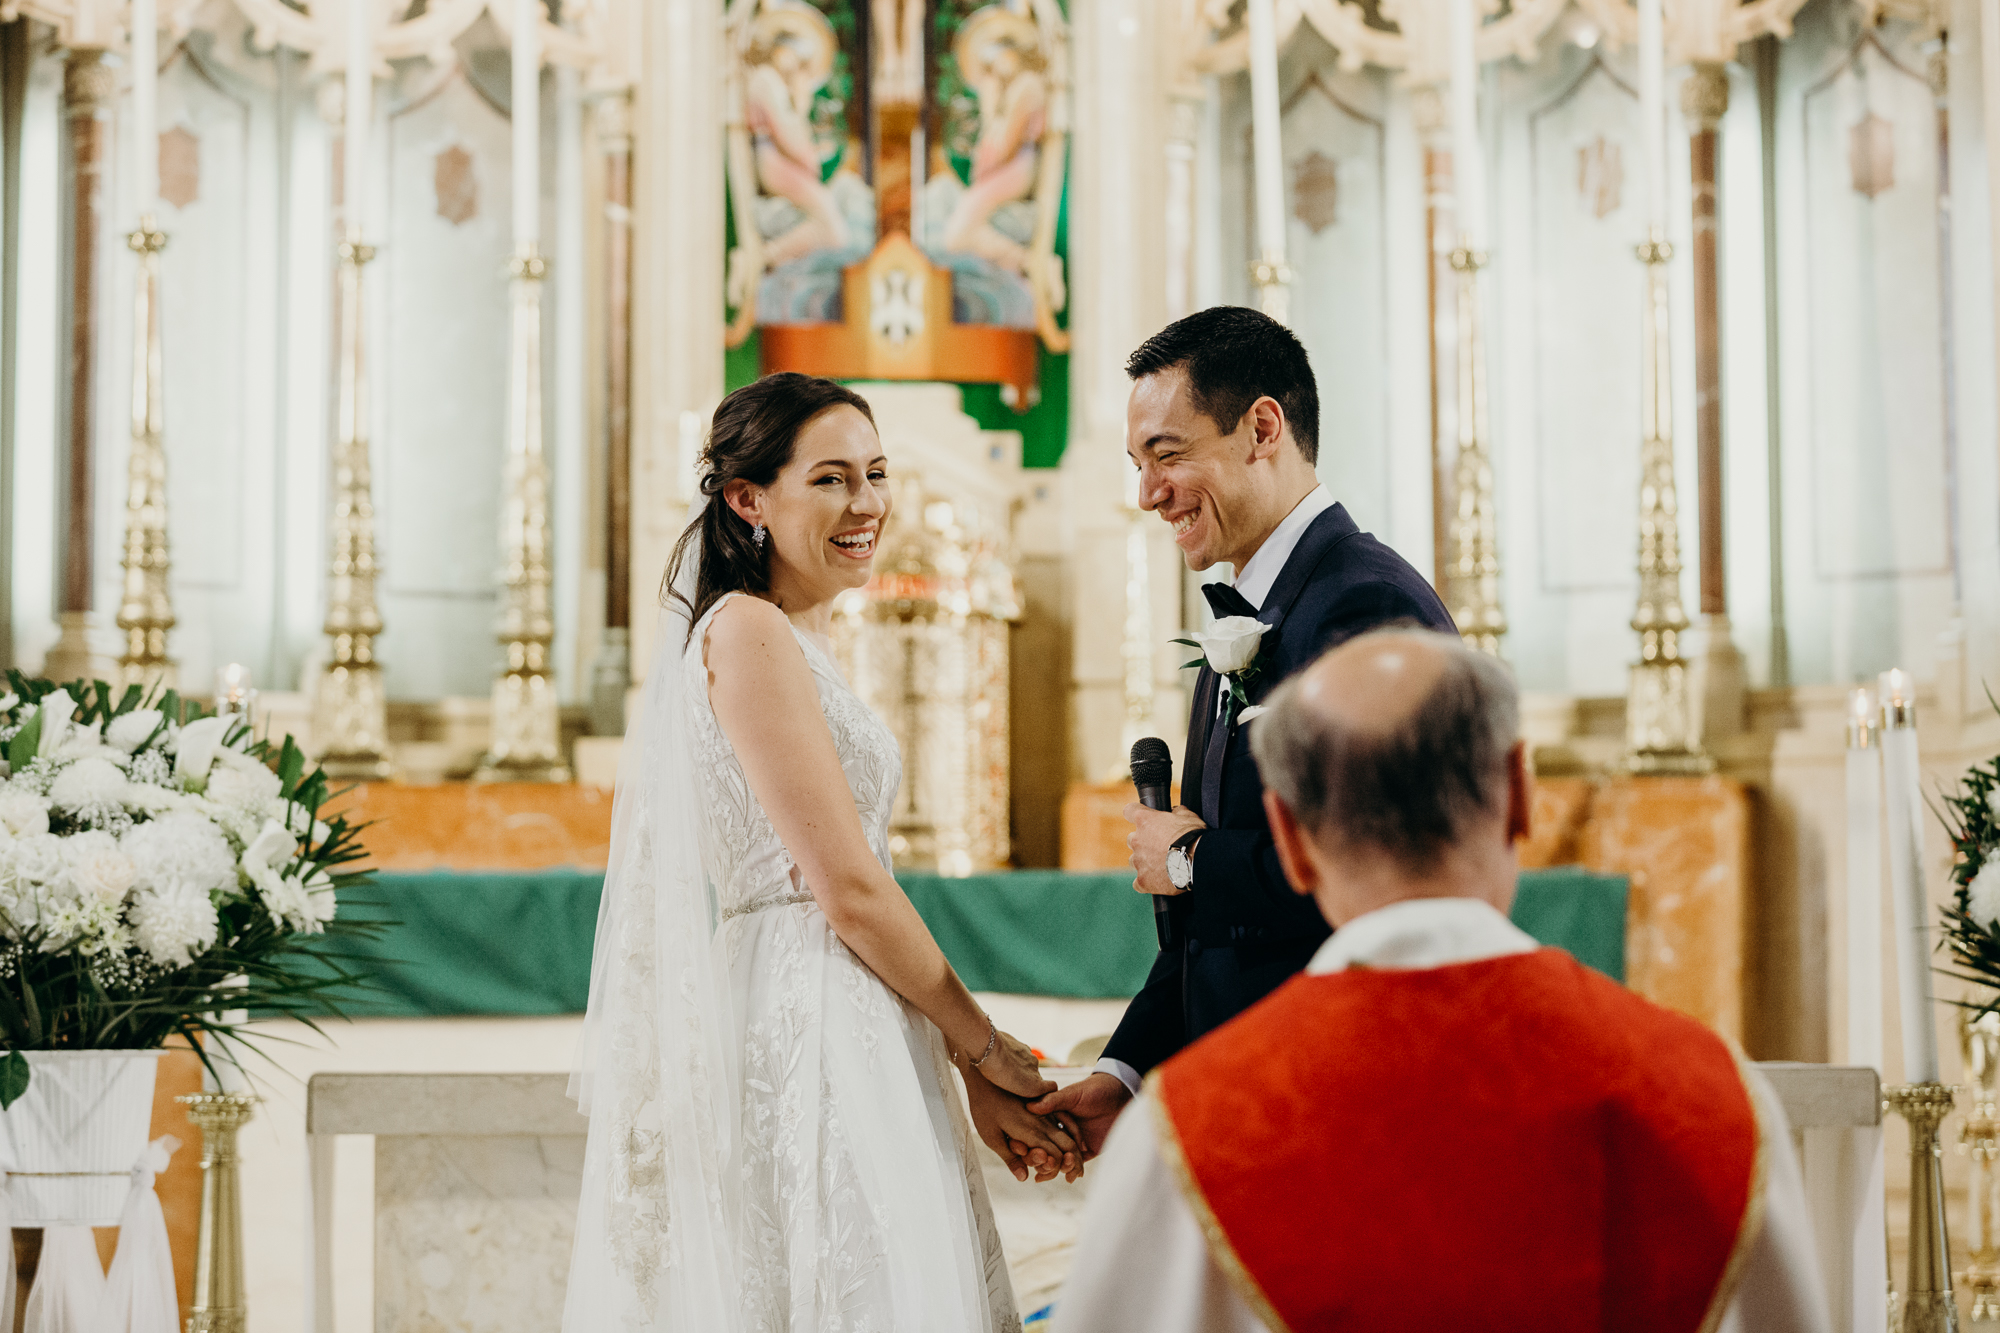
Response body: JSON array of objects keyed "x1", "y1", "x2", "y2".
[{"x1": 1130, "y1": 738, "x2": 1175, "y2": 949}]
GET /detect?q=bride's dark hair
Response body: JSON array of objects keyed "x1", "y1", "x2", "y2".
[{"x1": 664, "y1": 372, "x2": 877, "y2": 640}]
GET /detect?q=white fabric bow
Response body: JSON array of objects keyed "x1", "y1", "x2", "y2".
[{"x1": 14, "y1": 1134, "x2": 181, "y2": 1333}]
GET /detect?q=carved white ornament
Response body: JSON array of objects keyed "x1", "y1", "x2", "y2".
[
  {"x1": 869, "y1": 267, "x2": 926, "y2": 346},
  {"x1": 224, "y1": 0, "x2": 630, "y2": 84},
  {"x1": 0, "y1": 0, "x2": 203, "y2": 53},
  {"x1": 1570, "y1": 0, "x2": 1807, "y2": 66},
  {"x1": 1181, "y1": 0, "x2": 1565, "y2": 87}
]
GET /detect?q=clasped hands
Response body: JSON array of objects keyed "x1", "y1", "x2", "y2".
[{"x1": 958, "y1": 1030, "x2": 1087, "y2": 1183}]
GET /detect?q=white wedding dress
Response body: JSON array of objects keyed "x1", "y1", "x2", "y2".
[{"x1": 565, "y1": 590, "x2": 1020, "y2": 1333}]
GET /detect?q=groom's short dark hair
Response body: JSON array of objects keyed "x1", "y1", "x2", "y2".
[{"x1": 1125, "y1": 307, "x2": 1319, "y2": 465}]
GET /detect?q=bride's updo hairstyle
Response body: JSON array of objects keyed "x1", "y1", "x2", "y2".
[{"x1": 664, "y1": 371, "x2": 877, "y2": 639}]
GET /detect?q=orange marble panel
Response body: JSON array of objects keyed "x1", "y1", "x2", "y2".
[
  {"x1": 1520, "y1": 776, "x2": 1594, "y2": 868},
  {"x1": 1574, "y1": 776, "x2": 1750, "y2": 1044},
  {"x1": 325, "y1": 782, "x2": 615, "y2": 870},
  {"x1": 1061, "y1": 780, "x2": 1179, "y2": 871}
]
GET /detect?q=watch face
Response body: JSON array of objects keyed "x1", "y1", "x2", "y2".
[{"x1": 1169, "y1": 848, "x2": 1191, "y2": 888}]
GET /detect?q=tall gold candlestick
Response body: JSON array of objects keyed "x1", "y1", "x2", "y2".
[
  {"x1": 1443, "y1": 246, "x2": 1505, "y2": 656},
  {"x1": 1888, "y1": 1082, "x2": 1960, "y2": 1333},
  {"x1": 476, "y1": 247, "x2": 569, "y2": 782},
  {"x1": 179, "y1": 1091, "x2": 256, "y2": 1333},
  {"x1": 313, "y1": 228, "x2": 393, "y2": 779},
  {"x1": 116, "y1": 217, "x2": 176, "y2": 690},
  {"x1": 1963, "y1": 1009, "x2": 2000, "y2": 1319},
  {"x1": 1624, "y1": 231, "x2": 1709, "y2": 772}
]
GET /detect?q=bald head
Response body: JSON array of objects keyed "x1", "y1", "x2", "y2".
[{"x1": 1251, "y1": 628, "x2": 1520, "y2": 875}]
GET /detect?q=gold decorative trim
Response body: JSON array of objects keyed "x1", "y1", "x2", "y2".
[
  {"x1": 1144, "y1": 1068, "x2": 1296, "y2": 1333},
  {"x1": 1697, "y1": 1044, "x2": 1773, "y2": 1333}
]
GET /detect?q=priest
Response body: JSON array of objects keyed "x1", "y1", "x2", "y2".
[{"x1": 1055, "y1": 628, "x2": 1829, "y2": 1332}]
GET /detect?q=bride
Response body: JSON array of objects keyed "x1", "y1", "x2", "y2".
[{"x1": 565, "y1": 372, "x2": 1078, "y2": 1331}]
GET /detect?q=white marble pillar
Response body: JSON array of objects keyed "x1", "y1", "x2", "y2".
[
  {"x1": 1065, "y1": 0, "x2": 1176, "y2": 780},
  {"x1": 630, "y1": 0, "x2": 725, "y2": 680}
]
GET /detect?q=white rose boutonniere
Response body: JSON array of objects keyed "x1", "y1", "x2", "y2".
[{"x1": 1175, "y1": 616, "x2": 1274, "y2": 728}]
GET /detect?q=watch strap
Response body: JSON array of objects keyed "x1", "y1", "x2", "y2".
[{"x1": 1170, "y1": 829, "x2": 1203, "y2": 890}]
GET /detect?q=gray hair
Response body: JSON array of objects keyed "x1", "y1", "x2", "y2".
[{"x1": 1249, "y1": 628, "x2": 1520, "y2": 872}]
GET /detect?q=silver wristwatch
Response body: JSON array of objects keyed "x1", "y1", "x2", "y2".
[{"x1": 1167, "y1": 833, "x2": 1200, "y2": 891}]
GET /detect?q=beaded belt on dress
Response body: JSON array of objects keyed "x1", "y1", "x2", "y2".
[{"x1": 720, "y1": 889, "x2": 818, "y2": 923}]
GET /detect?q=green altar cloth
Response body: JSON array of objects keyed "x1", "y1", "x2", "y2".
[{"x1": 329, "y1": 867, "x2": 1627, "y2": 1019}]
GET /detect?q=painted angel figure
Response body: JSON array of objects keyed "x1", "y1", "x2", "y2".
[{"x1": 928, "y1": 1, "x2": 1071, "y2": 349}]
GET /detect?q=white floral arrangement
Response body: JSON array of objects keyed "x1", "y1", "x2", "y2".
[
  {"x1": 0, "y1": 677, "x2": 376, "y2": 1105},
  {"x1": 1941, "y1": 739, "x2": 2000, "y2": 1000}
]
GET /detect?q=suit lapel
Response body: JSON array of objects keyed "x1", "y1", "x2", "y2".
[
  {"x1": 1182, "y1": 666, "x2": 1218, "y2": 810},
  {"x1": 1255, "y1": 503, "x2": 1360, "y2": 634},
  {"x1": 1196, "y1": 505, "x2": 1362, "y2": 826}
]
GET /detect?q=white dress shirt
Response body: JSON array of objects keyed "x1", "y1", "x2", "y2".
[
  {"x1": 1094, "y1": 486, "x2": 1338, "y2": 1099},
  {"x1": 1059, "y1": 898, "x2": 1834, "y2": 1333}
]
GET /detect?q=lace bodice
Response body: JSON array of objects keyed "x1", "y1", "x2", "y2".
[{"x1": 684, "y1": 593, "x2": 902, "y2": 918}]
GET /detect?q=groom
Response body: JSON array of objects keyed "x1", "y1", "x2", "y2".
[{"x1": 1031, "y1": 306, "x2": 1454, "y2": 1154}]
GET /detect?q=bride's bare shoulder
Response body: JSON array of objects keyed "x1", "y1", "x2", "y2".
[{"x1": 702, "y1": 594, "x2": 802, "y2": 678}]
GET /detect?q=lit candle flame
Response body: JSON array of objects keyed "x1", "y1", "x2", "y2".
[{"x1": 1850, "y1": 686, "x2": 1874, "y2": 725}]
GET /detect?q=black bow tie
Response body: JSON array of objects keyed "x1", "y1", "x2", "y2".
[{"x1": 1201, "y1": 581, "x2": 1259, "y2": 621}]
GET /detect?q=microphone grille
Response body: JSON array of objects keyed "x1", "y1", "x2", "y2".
[{"x1": 1129, "y1": 737, "x2": 1173, "y2": 787}]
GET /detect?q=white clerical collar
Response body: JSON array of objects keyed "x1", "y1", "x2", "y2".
[
  {"x1": 1230, "y1": 485, "x2": 1335, "y2": 611},
  {"x1": 1305, "y1": 897, "x2": 1538, "y2": 974}
]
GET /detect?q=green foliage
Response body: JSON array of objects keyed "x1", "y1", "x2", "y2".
[{"x1": 0, "y1": 677, "x2": 383, "y2": 1091}]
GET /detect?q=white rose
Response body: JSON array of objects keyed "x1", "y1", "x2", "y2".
[
  {"x1": 8, "y1": 833, "x2": 62, "y2": 886},
  {"x1": 32, "y1": 690, "x2": 76, "y2": 758},
  {"x1": 0, "y1": 793, "x2": 51, "y2": 838},
  {"x1": 61, "y1": 832, "x2": 137, "y2": 906},
  {"x1": 173, "y1": 716, "x2": 232, "y2": 788},
  {"x1": 207, "y1": 749, "x2": 281, "y2": 808},
  {"x1": 106, "y1": 710, "x2": 165, "y2": 754},
  {"x1": 1192, "y1": 616, "x2": 1272, "y2": 675},
  {"x1": 48, "y1": 757, "x2": 129, "y2": 811},
  {"x1": 1971, "y1": 854, "x2": 2000, "y2": 930}
]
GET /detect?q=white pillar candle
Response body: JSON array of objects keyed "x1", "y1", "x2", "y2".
[
  {"x1": 132, "y1": 0, "x2": 157, "y2": 214},
  {"x1": 1637, "y1": 0, "x2": 1665, "y2": 228},
  {"x1": 1880, "y1": 668, "x2": 1940, "y2": 1084},
  {"x1": 513, "y1": 0, "x2": 542, "y2": 249},
  {"x1": 1846, "y1": 687, "x2": 1884, "y2": 1071},
  {"x1": 344, "y1": 0, "x2": 371, "y2": 229},
  {"x1": 1245, "y1": 0, "x2": 1285, "y2": 266},
  {"x1": 1448, "y1": 0, "x2": 1486, "y2": 247}
]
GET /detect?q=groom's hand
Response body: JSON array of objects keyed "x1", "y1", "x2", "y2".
[
  {"x1": 1125, "y1": 803, "x2": 1204, "y2": 896},
  {"x1": 1028, "y1": 1072, "x2": 1133, "y2": 1161}
]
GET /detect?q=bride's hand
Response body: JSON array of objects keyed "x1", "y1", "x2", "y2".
[
  {"x1": 964, "y1": 1071, "x2": 1080, "y2": 1183},
  {"x1": 972, "y1": 1029, "x2": 1057, "y2": 1100}
]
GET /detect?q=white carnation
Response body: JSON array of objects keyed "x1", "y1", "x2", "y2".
[
  {"x1": 0, "y1": 793, "x2": 50, "y2": 837},
  {"x1": 60, "y1": 831, "x2": 137, "y2": 906},
  {"x1": 206, "y1": 751, "x2": 280, "y2": 808},
  {"x1": 120, "y1": 812, "x2": 238, "y2": 898},
  {"x1": 1971, "y1": 854, "x2": 2000, "y2": 930},
  {"x1": 6, "y1": 833, "x2": 62, "y2": 887},
  {"x1": 106, "y1": 711, "x2": 165, "y2": 754},
  {"x1": 49, "y1": 757, "x2": 129, "y2": 812},
  {"x1": 123, "y1": 784, "x2": 186, "y2": 816},
  {"x1": 128, "y1": 882, "x2": 219, "y2": 967},
  {"x1": 54, "y1": 720, "x2": 120, "y2": 761},
  {"x1": 257, "y1": 867, "x2": 336, "y2": 935}
]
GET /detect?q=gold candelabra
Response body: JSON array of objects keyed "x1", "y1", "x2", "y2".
[
  {"x1": 1443, "y1": 246, "x2": 1505, "y2": 656},
  {"x1": 178, "y1": 1091, "x2": 256, "y2": 1333},
  {"x1": 1963, "y1": 1009, "x2": 2000, "y2": 1319},
  {"x1": 1888, "y1": 1082, "x2": 1961, "y2": 1332},
  {"x1": 475, "y1": 246, "x2": 570, "y2": 782},
  {"x1": 1624, "y1": 231, "x2": 1710, "y2": 772},
  {"x1": 313, "y1": 227, "x2": 393, "y2": 779},
  {"x1": 116, "y1": 216, "x2": 176, "y2": 691}
]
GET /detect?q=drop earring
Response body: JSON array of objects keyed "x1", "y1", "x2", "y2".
[{"x1": 752, "y1": 522, "x2": 767, "y2": 549}]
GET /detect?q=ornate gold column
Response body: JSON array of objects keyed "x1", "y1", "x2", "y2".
[
  {"x1": 587, "y1": 91, "x2": 634, "y2": 737},
  {"x1": 116, "y1": 218, "x2": 175, "y2": 689},
  {"x1": 312, "y1": 228, "x2": 393, "y2": 779},
  {"x1": 1962, "y1": 1009, "x2": 2000, "y2": 1320},
  {"x1": 1888, "y1": 1082, "x2": 1962, "y2": 1333},
  {"x1": 178, "y1": 1091, "x2": 256, "y2": 1333},
  {"x1": 1681, "y1": 60, "x2": 1745, "y2": 740},
  {"x1": 1415, "y1": 88, "x2": 1456, "y2": 598},
  {"x1": 45, "y1": 48, "x2": 118, "y2": 684},
  {"x1": 1442, "y1": 246, "x2": 1504, "y2": 655},
  {"x1": 475, "y1": 247, "x2": 570, "y2": 781},
  {"x1": 1624, "y1": 232, "x2": 1707, "y2": 771}
]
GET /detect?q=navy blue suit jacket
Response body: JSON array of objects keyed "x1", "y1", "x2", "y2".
[{"x1": 1101, "y1": 502, "x2": 1456, "y2": 1078}]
